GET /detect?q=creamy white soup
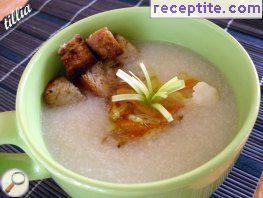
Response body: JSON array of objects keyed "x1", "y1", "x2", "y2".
[{"x1": 43, "y1": 41, "x2": 237, "y2": 183}]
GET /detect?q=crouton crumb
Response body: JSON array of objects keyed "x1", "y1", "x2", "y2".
[
  {"x1": 59, "y1": 35, "x2": 96, "y2": 79},
  {"x1": 87, "y1": 27, "x2": 123, "y2": 60},
  {"x1": 44, "y1": 76, "x2": 85, "y2": 107},
  {"x1": 80, "y1": 62, "x2": 119, "y2": 98}
]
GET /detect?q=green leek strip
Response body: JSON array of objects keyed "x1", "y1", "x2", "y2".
[
  {"x1": 140, "y1": 63, "x2": 153, "y2": 93},
  {"x1": 129, "y1": 71, "x2": 150, "y2": 99},
  {"x1": 129, "y1": 71, "x2": 145, "y2": 86},
  {"x1": 151, "y1": 103, "x2": 174, "y2": 122},
  {"x1": 157, "y1": 76, "x2": 178, "y2": 93},
  {"x1": 116, "y1": 69, "x2": 143, "y2": 95},
  {"x1": 112, "y1": 94, "x2": 144, "y2": 102},
  {"x1": 165, "y1": 80, "x2": 185, "y2": 94},
  {"x1": 151, "y1": 91, "x2": 168, "y2": 102}
]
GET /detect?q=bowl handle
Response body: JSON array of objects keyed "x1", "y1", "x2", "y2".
[{"x1": 0, "y1": 111, "x2": 50, "y2": 180}]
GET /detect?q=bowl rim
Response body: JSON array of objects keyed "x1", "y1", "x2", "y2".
[{"x1": 16, "y1": 7, "x2": 260, "y2": 192}]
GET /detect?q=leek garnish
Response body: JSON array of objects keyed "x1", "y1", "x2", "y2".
[
  {"x1": 112, "y1": 94, "x2": 144, "y2": 102},
  {"x1": 152, "y1": 103, "x2": 174, "y2": 122},
  {"x1": 111, "y1": 63, "x2": 185, "y2": 122},
  {"x1": 140, "y1": 63, "x2": 153, "y2": 93}
]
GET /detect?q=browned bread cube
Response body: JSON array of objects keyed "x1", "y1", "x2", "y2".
[
  {"x1": 44, "y1": 76, "x2": 85, "y2": 107},
  {"x1": 80, "y1": 61, "x2": 119, "y2": 98},
  {"x1": 87, "y1": 27, "x2": 123, "y2": 60},
  {"x1": 59, "y1": 35, "x2": 96, "y2": 78},
  {"x1": 115, "y1": 34, "x2": 140, "y2": 65}
]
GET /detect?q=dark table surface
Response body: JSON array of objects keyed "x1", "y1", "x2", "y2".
[{"x1": 0, "y1": 0, "x2": 262, "y2": 197}]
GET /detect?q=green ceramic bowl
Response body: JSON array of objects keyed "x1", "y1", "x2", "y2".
[{"x1": 0, "y1": 7, "x2": 260, "y2": 198}]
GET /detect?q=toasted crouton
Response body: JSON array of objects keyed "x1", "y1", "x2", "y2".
[
  {"x1": 44, "y1": 76, "x2": 85, "y2": 107},
  {"x1": 115, "y1": 34, "x2": 140, "y2": 65},
  {"x1": 87, "y1": 27, "x2": 123, "y2": 60},
  {"x1": 80, "y1": 62, "x2": 119, "y2": 98},
  {"x1": 59, "y1": 35, "x2": 96, "y2": 78}
]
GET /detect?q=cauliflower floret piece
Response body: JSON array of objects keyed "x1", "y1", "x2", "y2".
[{"x1": 192, "y1": 82, "x2": 219, "y2": 106}]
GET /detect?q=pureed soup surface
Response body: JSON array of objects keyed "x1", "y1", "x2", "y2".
[{"x1": 42, "y1": 41, "x2": 237, "y2": 183}]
